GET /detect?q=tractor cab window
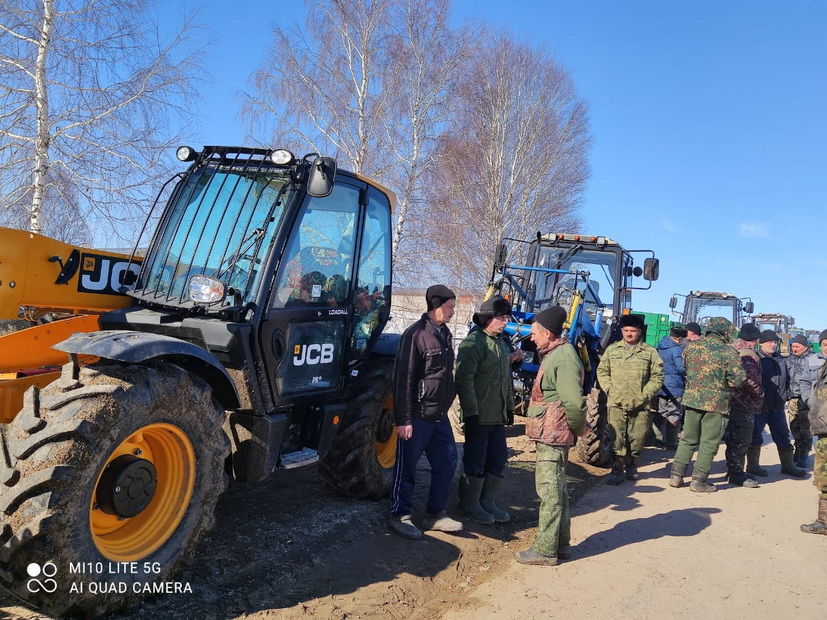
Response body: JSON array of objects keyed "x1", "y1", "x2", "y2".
[
  {"x1": 273, "y1": 183, "x2": 360, "y2": 308},
  {"x1": 533, "y1": 246, "x2": 617, "y2": 318},
  {"x1": 687, "y1": 297, "x2": 738, "y2": 326},
  {"x1": 352, "y1": 191, "x2": 391, "y2": 353}
]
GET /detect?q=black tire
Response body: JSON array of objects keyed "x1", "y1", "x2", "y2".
[
  {"x1": 0, "y1": 361, "x2": 229, "y2": 617},
  {"x1": 575, "y1": 387, "x2": 612, "y2": 467},
  {"x1": 319, "y1": 359, "x2": 396, "y2": 499}
]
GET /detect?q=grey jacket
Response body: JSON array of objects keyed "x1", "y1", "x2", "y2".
[
  {"x1": 805, "y1": 353, "x2": 827, "y2": 409},
  {"x1": 807, "y1": 355, "x2": 827, "y2": 435},
  {"x1": 786, "y1": 351, "x2": 817, "y2": 402}
]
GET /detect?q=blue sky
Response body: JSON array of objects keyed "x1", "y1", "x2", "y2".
[{"x1": 163, "y1": 1, "x2": 827, "y2": 329}]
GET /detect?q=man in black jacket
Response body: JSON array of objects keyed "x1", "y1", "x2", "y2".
[{"x1": 389, "y1": 284, "x2": 463, "y2": 539}]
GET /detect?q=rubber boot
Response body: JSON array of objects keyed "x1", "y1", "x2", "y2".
[
  {"x1": 800, "y1": 497, "x2": 827, "y2": 535},
  {"x1": 606, "y1": 456, "x2": 625, "y2": 486},
  {"x1": 794, "y1": 446, "x2": 809, "y2": 469},
  {"x1": 727, "y1": 470, "x2": 759, "y2": 488},
  {"x1": 778, "y1": 447, "x2": 807, "y2": 478},
  {"x1": 746, "y1": 446, "x2": 768, "y2": 477},
  {"x1": 480, "y1": 475, "x2": 510, "y2": 523},
  {"x1": 669, "y1": 461, "x2": 687, "y2": 488},
  {"x1": 459, "y1": 475, "x2": 495, "y2": 524},
  {"x1": 689, "y1": 470, "x2": 716, "y2": 493},
  {"x1": 624, "y1": 456, "x2": 639, "y2": 481}
]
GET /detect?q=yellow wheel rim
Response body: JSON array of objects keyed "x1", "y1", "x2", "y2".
[
  {"x1": 375, "y1": 395, "x2": 397, "y2": 469},
  {"x1": 90, "y1": 423, "x2": 195, "y2": 561}
]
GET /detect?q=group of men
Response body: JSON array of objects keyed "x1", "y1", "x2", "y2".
[{"x1": 387, "y1": 284, "x2": 827, "y2": 569}]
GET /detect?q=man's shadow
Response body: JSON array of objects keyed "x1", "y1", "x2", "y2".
[{"x1": 574, "y1": 507, "x2": 721, "y2": 559}]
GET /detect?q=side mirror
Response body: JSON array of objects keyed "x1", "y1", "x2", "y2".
[
  {"x1": 643, "y1": 257, "x2": 659, "y2": 281},
  {"x1": 307, "y1": 156, "x2": 337, "y2": 198},
  {"x1": 669, "y1": 296, "x2": 677, "y2": 309},
  {"x1": 744, "y1": 301, "x2": 754, "y2": 314}
]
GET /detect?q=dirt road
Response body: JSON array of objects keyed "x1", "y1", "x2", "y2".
[
  {"x1": 2, "y1": 432, "x2": 823, "y2": 619},
  {"x1": 444, "y1": 442, "x2": 827, "y2": 620}
]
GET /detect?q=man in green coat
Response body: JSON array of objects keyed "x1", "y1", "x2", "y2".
[
  {"x1": 669, "y1": 317, "x2": 746, "y2": 493},
  {"x1": 456, "y1": 296, "x2": 517, "y2": 524},
  {"x1": 515, "y1": 306, "x2": 586, "y2": 566},
  {"x1": 596, "y1": 313, "x2": 664, "y2": 485}
]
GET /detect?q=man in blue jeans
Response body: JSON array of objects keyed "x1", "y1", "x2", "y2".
[{"x1": 389, "y1": 284, "x2": 463, "y2": 539}]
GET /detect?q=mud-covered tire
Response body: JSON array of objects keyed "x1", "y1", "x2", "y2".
[
  {"x1": 0, "y1": 361, "x2": 229, "y2": 617},
  {"x1": 319, "y1": 360, "x2": 395, "y2": 499},
  {"x1": 575, "y1": 387, "x2": 612, "y2": 467}
]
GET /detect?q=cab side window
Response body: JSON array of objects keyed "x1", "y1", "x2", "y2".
[{"x1": 273, "y1": 183, "x2": 360, "y2": 308}]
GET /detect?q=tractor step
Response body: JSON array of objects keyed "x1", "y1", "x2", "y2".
[{"x1": 280, "y1": 448, "x2": 319, "y2": 469}]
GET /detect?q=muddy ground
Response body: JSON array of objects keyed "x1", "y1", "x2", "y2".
[{"x1": 0, "y1": 420, "x2": 607, "y2": 620}]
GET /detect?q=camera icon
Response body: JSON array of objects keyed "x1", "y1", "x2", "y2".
[{"x1": 25, "y1": 561, "x2": 58, "y2": 594}]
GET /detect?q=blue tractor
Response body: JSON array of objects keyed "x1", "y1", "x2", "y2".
[{"x1": 486, "y1": 232, "x2": 659, "y2": 465}]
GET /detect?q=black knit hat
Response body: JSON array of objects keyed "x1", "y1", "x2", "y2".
[
  {"x1": 759, "y1": 329, "x2": 779, "y2": 344},
  {"x1": 738, "y1": 323, "x2": 761, "y2": 341},
  {"x1": 819, "y1": 329, "x2": 827, "y2": 344},
  {"x1": 670, "y1": 326, "x2": 688, "y2": 338},
  {"x1": 685, "y1": 322, "x2": 702, "y2": 335},
  {"x1": 472, "y1": 296, "x2": 512, "y2": 327},
  {"x1": 425, "y1": 284, "x2": 456, "y2": 311},
  {"x1": 534, "y1": 306, "x2": 567, "y2": 335},
  {"x1": 792, "y1": 334, "x2": 809, "y2": 347},
  {"x1": 619, "y1": 314, "x2": 645, "y2": 330}
]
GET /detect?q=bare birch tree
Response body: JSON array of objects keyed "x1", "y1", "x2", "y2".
[
  {"x1": 427, "y1": 34, "x2": 590, "y2": 292},
  {"x1": 0, "y1": 0, "x2": 201, "y2": 243}
]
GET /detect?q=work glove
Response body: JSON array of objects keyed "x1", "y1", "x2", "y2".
[{"x1": 463, "y1": 415, "x2": 480, "y2": 436}]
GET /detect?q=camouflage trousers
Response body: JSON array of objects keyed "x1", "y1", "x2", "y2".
[
  {"x1": 787, "y1": 398, "x2": 813, "y2": 455},
  {"x1": 532, "y1": 443, "x2": 570, "y2": 556},
  {"x1": 723, "y1": 410, "x2": 755, "y2": 474},
  {"x1": 608, "y1": 406, "x2": 649, "y2": 458},
  {"x1": 815, "y1": 435, "x2": 827, "y2": 496}
]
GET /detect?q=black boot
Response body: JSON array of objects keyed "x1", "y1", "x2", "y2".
[
  {"x1": 625, "y1": 456, "x2": 639, "y2": 481},
  {"x1": 746, "y1": 446, "x2": 767, "y2": 477},
  {"x1": 779, "y1": 447, "x2": 807, "y2": 478},
  {"x1": 794, "y1": 446, "x2": 809, "y2": 469},
  {"x1": 727, "y1": 470, "x2": 759, "y2": 488},
  {"x1": 606, "y1": 456, "x2": 625, "y2": 486}
]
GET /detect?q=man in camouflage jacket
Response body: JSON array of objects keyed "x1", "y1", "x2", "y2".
[
  {"x1": 669, "y1": 317, "x2": 745, "y2": 493},
  {"x1": 597, "y1": 313, "x2": 663, "y2": 485},
  {"x1": 723, "y1": 323, "x2": 763, "y2": 488},
  {"x1": 802, "y1": 329, "x2": 827, "y2": 535}
]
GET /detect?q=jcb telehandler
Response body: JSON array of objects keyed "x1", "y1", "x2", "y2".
[{"x1": 0, "y1": 146, "x2": 399, "y2": 616}]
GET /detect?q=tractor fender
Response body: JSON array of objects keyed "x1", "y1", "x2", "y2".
[{"x1": 54, "y1": 330, "x2": 240, "y2": 409}]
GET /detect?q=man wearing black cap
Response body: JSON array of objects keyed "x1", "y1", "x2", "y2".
[
  {"x1": 748, "y1": 330, "x2": 806, "y2": 479},
  {"x1": 515, "y1": 306, "x2": 585, "y2": 566},
  {"x1": 455, "y1": 296, "x2": 515, "y2": 524},
  {"x1": 786, "y1": 333, "x2": 817, "y2": 467},
  {"x1": 723, "y1": 323, "x2": 763, "y2": 488},
  {"x1": 389, "y1": 284, "x2": 463, "y2": 539},
  {"x1": 685, "y1": 322, "x2": 703, "y2": 343},
  {"x1": 596, "y1": 314, "x2": 664, "y2": 485}
]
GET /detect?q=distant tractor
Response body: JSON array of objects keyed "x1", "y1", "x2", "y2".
[
  {"x1": 669, "y1": 290, "x2": 754, "y2": 328},
  {"x1": 0, "y1": 146, "x2": 399, "y2": 616},
  {"x1": 485, "y1": 232, "x2": 659, "y2": 466},
  {"x1": 752, "y1": 312, "x2": 796, "y2": 356}
]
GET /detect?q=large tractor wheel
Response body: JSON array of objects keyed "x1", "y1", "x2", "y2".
[
  {"x1": 319, "y1": 360, "x2": 396, "y2": 499},
  {"x1": 0, "y1": 361, "x2": 229, "y2": 617},
  {"x1": 575, "y1": 387, "x2": 612, "y2": 467}
]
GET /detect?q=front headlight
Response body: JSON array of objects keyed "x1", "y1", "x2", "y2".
[{"x1": 189, "y1": 275, "x2": 225, "y2": 304}]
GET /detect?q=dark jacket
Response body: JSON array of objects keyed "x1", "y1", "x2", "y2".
[
  {"x1": 657, "y1": 335, "x2": 686, "y2": 398},
  {"x1": 758, "y1": 349, "x2": 789, "y2": 413},
  {"x1": 730, "y1": 339, "x2": 763, "y2": 413},
  {"x1": 455, "y1": 329, "x2": 514, "y2": 425},
  {"x1": 393, "y1": 313, "x2": 456, "y2": 425},
  {"x1": 807, "y1": 356, "x2": 827, "y2": 435}
]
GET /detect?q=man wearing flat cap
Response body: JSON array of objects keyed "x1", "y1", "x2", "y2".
[
  {"x1": 515, "y1": 306, "x2": 585, "y2": 566},
  {"x1": 723, "y1": 322, "x2": 763, "y2": 488},
  {"x1": 455, "y1": 296, "x2": 515, "y2": 524},
  {"x1": 597, "y1": 314, "x2": 664, "y2": 485},
  {"x1": 786, "y1": 333, "x2": 817, "y2": 467},
  {"x1": 389, "y1": 284, "x2": 463, "y2": 539}
]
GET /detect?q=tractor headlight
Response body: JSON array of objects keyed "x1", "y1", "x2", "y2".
[
  {"x1": 269, "y1": 149, "x2": 295, "y2": 166},
  {"x1": 176, "y1": 145, "x2": 197, "y2": 162},
  {"x1": 189, "y1": 275, "x2": 225, "y2": 304}
]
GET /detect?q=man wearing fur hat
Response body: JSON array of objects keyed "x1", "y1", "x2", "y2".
[
  {"x1": 801, "y1": 329, "x2": 827, "y2": 535},
  {"x1": 597, "y1": 314, "x2": 664, "y2": 485},
  {"x1": 786, "y1": 333, "x2": 817, "y2": 467},
  {"x1": 669, "y1": 317, "x2": 745, "y2": 493},
  {"x1": 723, "y1": 322, "x2": 763, "y2": 488},
  {"x1": 389, "y1": 284, "x2": 463, "y2": 539},
  {"x1": 455, "y1": 296, "x2": 516, "y2": 524},
  {"x1": 515, "y1": 306, "x2": 585, "y2": 566}
]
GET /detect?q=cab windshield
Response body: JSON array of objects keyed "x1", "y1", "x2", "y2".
[
  {"x1": 135, "y1": 163, "x2": 294, "y2": 308},
  {"x1": 687, "y1": 297, "x2": 738, "y2": 325},
  {"x1": 533, "y1": 245, "x2": 617, "y2": 314}
]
